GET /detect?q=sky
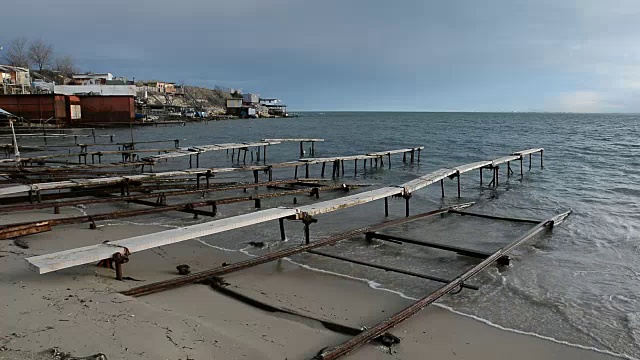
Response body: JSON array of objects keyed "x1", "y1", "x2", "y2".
[{"x1": 1, "y1": 0, "x2": 640, "y2": 112}]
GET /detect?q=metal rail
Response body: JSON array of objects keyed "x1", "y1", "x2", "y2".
[{"x1": 307, "y1": 250, "x2": 479, "y2": 290}]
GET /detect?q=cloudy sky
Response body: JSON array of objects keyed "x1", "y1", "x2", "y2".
[{"x1": 1, "y1": 0, "x2": 639, "y2": 112}]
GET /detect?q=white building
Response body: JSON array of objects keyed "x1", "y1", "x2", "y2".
[
  {"x1": 243, "y1": 93, "x2": 259, "y2": 104},
  {"x1": 72, "y1": 73, "x2": 114, "y2": 85},
  {"x1": 53, "y1": 84, "x2": 137, "y2": 96}
]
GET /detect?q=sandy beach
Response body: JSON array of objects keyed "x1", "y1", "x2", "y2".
[{"x1": 0, "y1": 207, "x2": 622, "y2": 360}]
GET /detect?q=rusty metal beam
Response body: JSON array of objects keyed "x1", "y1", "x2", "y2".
[
  {"x1": 449, "y1": 210, "x2": 541, "y2": 224},
  {"x1": 0, "y1": 184, "x2": 356, "y2": 236},
  {"x1": 0, "y1": 221, "x2": 52, "y2": 240},
  {"x1": 366, "y1": 232, "x2": 511, "y2": 266},
  {"x1": 120, "y1": 203, "x2": 474, "y2": 298},
  {"x1": 0, "y1": 179, "x2": 302, "y2": 212},
  {"x1": 307, "y1": 250, "x2": 479, "y2": 290},
  {"x1": 311, "y1": 210, "x2": 572, "y2": 360}
]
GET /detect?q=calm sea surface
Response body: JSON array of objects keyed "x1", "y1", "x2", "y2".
[{"x1": 30, "y1": 112, "x2": 640, "y2": 358}]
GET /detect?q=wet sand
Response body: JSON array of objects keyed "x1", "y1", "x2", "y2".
[{"x1": 0, "y1": 209, "x2": 621, "y2": 360}]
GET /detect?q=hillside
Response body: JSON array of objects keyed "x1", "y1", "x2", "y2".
[{"x1": 142, "y1": 86, "x2": 232, "y2": 115}]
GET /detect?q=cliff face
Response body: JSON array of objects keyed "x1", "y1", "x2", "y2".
[{"x1": 142, "y1": 86, "x2": 232, "y2": 115}]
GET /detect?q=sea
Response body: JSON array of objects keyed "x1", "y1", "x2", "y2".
[{"x1": 28, "y1": 112, "x2": 640, "y2": 358}]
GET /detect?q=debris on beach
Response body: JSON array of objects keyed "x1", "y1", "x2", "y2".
[
  {"x1": 197, "y1": 275, "x2": 230, "y2": 287},
  {"x1": 48, "y1": 347, "x2": 107, "y2": 360},
  {"x1": 176, "y1": 264, "x2": 191, "y2": 275},
  {"x1": 248, "y1": 241, "x2": 265, "y2": 248},
  {"x1": 13, "y1": 238, "x2": 29, "y2": 249}
]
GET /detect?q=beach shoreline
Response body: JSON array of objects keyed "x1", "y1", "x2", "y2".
[{"x1": 0, "y1": 209, "x2": 626, "y2": 360}]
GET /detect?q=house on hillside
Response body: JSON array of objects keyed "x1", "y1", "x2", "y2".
[
  {"x1": 0, "y1": 65, "x2": 31, "y2": 94},
  {"x1": 71, "y1": 73, "x2": 113, "y2": 85},
  {"x1": 243, "y1": 93, "x2": 259, "y2": 104},
  {"x1": 259, "y1": 98, "x2": 287, "y2": 116}
]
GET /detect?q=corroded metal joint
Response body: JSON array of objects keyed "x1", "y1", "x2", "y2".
[{"x1": 301, "y1": 214, "x2": 318, "y2": 225}]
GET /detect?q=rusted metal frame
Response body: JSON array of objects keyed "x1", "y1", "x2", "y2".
[
  {"x1": 0, "y1": 184, "x2": 354, "y2": 233},
  {"x1": 120, "y1": 204, "x2": 474, "y2": 298},
  {"x1": 126, "y1": 199, "x2": 218, "y2": 219},
  {"x1": 0, "y1": 221, "x2": 52, "y2": 240},
  {"x1": 448, "y1": 210, "x2": 541, "y2": 224},
  {"x1": 0, "y1": 200, "x2": 220, "y2": 231},
  {"x1": 365, "y1": 232, "x2": 510, "y2": 266},
  {"x1": 3, "y1": 160, "x2": 153, "y2": 171},
  {"x1": 0, "y1": 199, "x2": 224, "y2": 231},
  {"x1": 312, "y1": 210, "x2": 572, "y2": 360},
  {"x1": 0, "y1": 188, "x2": 116, "y2": 206},
  {"x1": 0, "y1": 168, "x2": 141, "y2": 177},
  {"x1": 307, "y1": 250, "x2": 479, "y2": 290}
]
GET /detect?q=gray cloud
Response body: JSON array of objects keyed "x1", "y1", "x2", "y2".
[{"x1": 1, "y1": 0, "x2": 640, "y2": 111}]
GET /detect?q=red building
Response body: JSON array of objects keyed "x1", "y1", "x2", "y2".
[{"x1": 0, "y1": 94, "x2": 134, "y2": 127}]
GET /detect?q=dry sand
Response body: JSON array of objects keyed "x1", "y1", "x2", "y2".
[{"x1": 0, "y1": 209, "x2": 623, "y2": 360}]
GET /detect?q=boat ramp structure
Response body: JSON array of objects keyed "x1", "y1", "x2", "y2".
[{"x1": 0, "y1": 129, "x2": 560, "y2": 359}]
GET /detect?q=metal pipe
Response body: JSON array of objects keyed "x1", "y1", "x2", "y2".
[{"x1": 449, "y1": 210, "x2": 541, "y2": 224}]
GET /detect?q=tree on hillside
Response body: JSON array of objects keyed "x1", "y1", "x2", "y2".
[
  {"x1": 28, "y1": 39, "x2": 54, "y2": 71},
  {"x1": 2, "y1": 37, "x2": 30, "y2": 68},
  {"x1": 54, "y1": 55, "x2": 78, "y2": 77}
]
